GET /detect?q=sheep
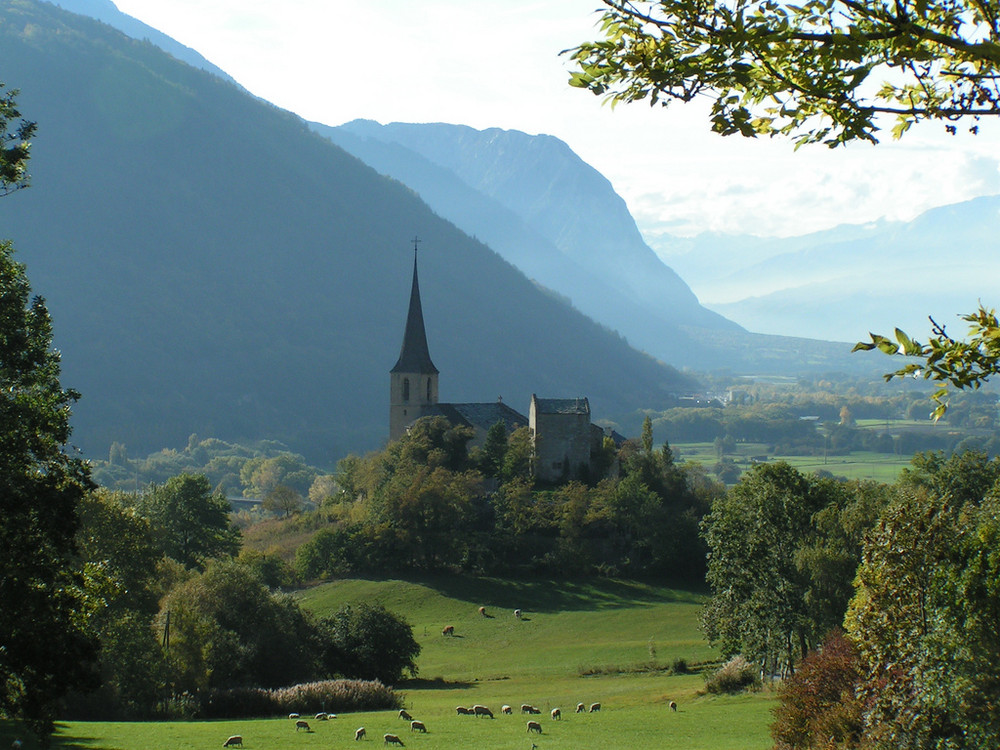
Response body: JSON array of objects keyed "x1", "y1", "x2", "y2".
[
  {"x1": 223, "y1": 737, "x2": 243, "y2": 748},
  {"x1": 526, "y1": 720, "x2": 543, "y2": 734},
  {"x1": 589, "y1": 702, "x2": 601, "y2": 713},
  {"x1": 501, "y1": 704, "x2": 512, "y2": 715},
  {"x1": 316, "y1": 712, "x2": 329, "y2": 721},
  {"x1": 442, "y1": 625, "x2": 454, "y2": 636},
  {"x1": 355, "y1": 727, "x2": 367, "y2": 741},
  {"x1": 478, "y1": 606, "x2": 487, "y2": 617},
  {"x1": 398, "y1": 709, "x2": 413, "y2": 721},
  {"x1": 514, "y1": 609, "x2": 522, "y2": 619},
  {"x1": 523, "y1": 705, "x2": 541, "y2": 715},
  {"x1": 520, "y1": 704, "x2": 532, "y2": 714},
  {"x1": 669, "y1": 700, "x2": 677, "y2": 712},
  {"x1": 551, "y1": 708, "x2": 561, "y2": 720},
  {"x1": 289, "y1": 713, "x2": 301, "y2": 720},
  {"x1": 455, "y1": 706, "x2": 473, "y2": 715},
  {"x1": 576, "y1": 702, "x2": 586, "y2": 713},
  {"x1": 409, "y1": 721, "x2": 426, "y2": 733},
  {"x1": 383, "y1": 734, "x2": 404, "y2": 746},
  {"x1": 473, "y1": 704, "x2": 494, "y2": 718},
  {"x1": 295, "y1": 720, "x2": 311, "y2": 732}
]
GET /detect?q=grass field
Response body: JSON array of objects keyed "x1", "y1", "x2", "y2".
[
  {"x1": 675, "y1": 440, "x2": 914, "y2": 483},
  {"x1": 1, "y1": 577, "x2": 777, "y2": 750}
]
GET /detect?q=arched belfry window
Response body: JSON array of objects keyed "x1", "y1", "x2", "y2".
[
  {"x1": 403, "y1": 378, "x2": 410, "y2": 401},
  {"x1": 426, "y1": 378, "x2": 432, "y2": 401}
]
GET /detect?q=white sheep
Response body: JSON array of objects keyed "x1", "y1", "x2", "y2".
[
  {"x1": 514, "y1": 609, "x2": 522, "y2": 619},
  {"x1": 355, "y1": 727, "x2": 366, "y2": 741},
  {"x1": 669, "y1": 700, "x2": 677, "y2": 712},
  {"x1": 576, "y1": 702, "x2": 586, "y2": 713},
  {"x1": 383, "y1": 733, "x2": 404, "y2": 746},
  {"x1": 501, "y1": 704, "x2": 512, "y2": 715},
  {"x1": 551, "y1": 707, "x2": 561, "y2": 720},
  {"x1": 409, "y1": 721, "x2": 426, "y2": 733},
  {"x1": 289, "y1": 713, "x2": 301, "y2": 720},
  {"x1": 398, "y1": 709, "x2": 413, "y2": 721},
  {"x1": 223, "y1": 737, "x2": 242, "y2": 748},
  {"x1": 478, "y1": 606, "x2": 487, "y2": 617},
  {"x1": 295, "y1": 720, "x2": 311, "y2": 732},
  {"x1": 589, "y1": 702, "x2": 601, "y2": 713},
  {"x1": 442, "y1": 625, "x2": 454, "y2": 636},
  {"x1": 316, "y1": 712, "x2": 328, "y2": 721},
  {"x1": 526, "y1": 720, "x2": 543, "y2": 734},
  {"x1": 473, "y1": 704, "x2": 494, "y2": 719},
  {"x1": 455, "y1": 706, "x2": 473, "y2": 715}
]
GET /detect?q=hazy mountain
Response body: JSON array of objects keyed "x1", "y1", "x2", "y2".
[
  {"x1": 48, "y1": 0, "x2": 242, "y2": 87},
  {"x1": 310, "y1": 119, "x2": 867, "y2": 372},
  {"x1": 0, "y1": 0, "x2": 697, "y2": 464},
  {"x1": 649, "y1": 198, "x2": 1000, "y2": 342}
]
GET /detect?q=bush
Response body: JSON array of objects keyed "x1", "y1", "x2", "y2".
[
  {"x1": 200, "y1": 679, "x2": 402, "y2": 719},
  {"x1": 670, "y1": 657, "x2": 689, "y2": 675},
  {"x1": 703, "y1": 656, "x2": 760, "y2": 694}
]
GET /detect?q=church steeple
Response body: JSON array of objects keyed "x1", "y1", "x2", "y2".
[
  {"x1": 389, "y1": 241, "x2": 439, "y2": 442},
  {"x1": 391, "y1": 247, "x2": 438, "y2": 376}
]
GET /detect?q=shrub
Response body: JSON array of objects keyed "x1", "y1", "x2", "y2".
[
  {"x1": 670, "y1": 657, "x2": 689, "y2": 675},
  {"x1": 704, "y1": 656, "x2": 760, "y2": 694},
  {"x1": 200, "y1": 679, "x2": 402, "y2": 719}
]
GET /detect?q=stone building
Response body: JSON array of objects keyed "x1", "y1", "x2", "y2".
[{"x1": 389, "y1": 248, "x2": 602, "y2": 480}]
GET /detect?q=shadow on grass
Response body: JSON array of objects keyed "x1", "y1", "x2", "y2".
[
  {"x1": 397, "y1": 678, "x2": 476, "y2": 691},
  {"x1": 0, "y1": 722, "x2": 110, "y2": 750},
  {"x1": 384, "y1": 572, "x2": 706, "y2": 614}
]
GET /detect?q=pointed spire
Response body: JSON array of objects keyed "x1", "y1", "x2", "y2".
[{"x1": 391, "y1": 243, "x2": 438, "y2": 374}]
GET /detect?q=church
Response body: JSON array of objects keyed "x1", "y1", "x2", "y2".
[{"x1": 388, "y1": 247, "x2": 607, "y2": 483}]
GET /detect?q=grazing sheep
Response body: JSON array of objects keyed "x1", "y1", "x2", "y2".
[
  {"x1": 289, "y1": 713, "x2": 301, "y2": 719},
  {"x1": 669, "y1": 700, "x2": 677, "y2": 712},
  {"x1": 525, "y1": 706, "x2": 541, "y2": 715},
  {"x1": 473, "y1": 704, "x2": 494, "y2": 719},
  {"x1": 501, "y1": 704, "x2": 512, "y2": 715},
  {"x1": 478, "y1": 606, "x2": 487, "y2": 617},
  {"x1": 514, "y1": 609, "x2": 522, "y2": 619},
  {"x1": 442, "y1": 625, "x2": 454, "y2": 636},
  {"x1": 295, "y1": 720, "x2": 311, "y2": 732},
  {"x1": 526, "y1": 720, "x2": 543, "y2": 734},
  {"x1": 551, "y1": 708, "x2": 561, "y2": 720},
  {"x1": 399, "y1": 709, "x2": 413, "y2": 721},
  {"x1": 456, "y1": 706, "x2": 473, "y2": 715},
  {"x1": 355, "y1": 727, "x2": 366, "y2": 741},
  {"x1": 223, "y1": 736, "x2": 243, "y2": 748},
  {"x1": 589, "y1": 702, "x2": 601, "y2": 713},
  {"x1": 383, "y1": 734, "x2": 404, "y2": 746},
  {"x1": 520, "y1": 704, "x2": 532, "y2": 714},
  {"x1": 409, "y1": 721, "x2": 426, "y2": 733},
  {"x1": 316, "y1": 712, "x2": 328, "y2": 721},
  {"x1": 576, "y1": 702, "x2": 586, "y2": 713}
]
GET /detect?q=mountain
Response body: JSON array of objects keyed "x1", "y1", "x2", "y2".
[
  {"x1": 310, "y1": 119, "x2": 869, "y2": 372},
  {"x1": 48, "y1": 0, "x2": 242, "y2": 87},
  {"x1": 649, "y1": 197, "x2": 1000, "y2": 342},
  {"x1": 0, "y1": 0, "x2": 696, "y2": 465}
]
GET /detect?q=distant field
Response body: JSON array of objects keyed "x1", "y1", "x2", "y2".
[
  {"x1": 675, "y1": 440, "x2": 913, "y2": 483},
  {"x1": 7, "y1": 577, "x2": 777, "y2": 750}
]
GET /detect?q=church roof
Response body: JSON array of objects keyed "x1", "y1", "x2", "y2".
[
  {"x1": 391, "y1": 252, "x2": 438, "y2": 375},
  {"x1": 425, "y1": 402, "x2": 528, "y2": 433},
  {"x1": 532, "y1": 396, "x2": 591, "y2": 415}
]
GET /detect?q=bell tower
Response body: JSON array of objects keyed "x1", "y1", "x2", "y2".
[{"x1": 389, "y1": 240, "x2": 439, "y2": 442}]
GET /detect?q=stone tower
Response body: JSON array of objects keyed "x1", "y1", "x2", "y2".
[{"x1": 389, "y1": 247, "x2": 439, "y2": 442}]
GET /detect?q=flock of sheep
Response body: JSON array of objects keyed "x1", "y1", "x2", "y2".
[{"x1": 219, "y1": 605, "x2": 679, "y2": 748}]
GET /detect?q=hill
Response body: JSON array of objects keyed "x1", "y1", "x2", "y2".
[{"x1": 0, "y1": 0, "x2": 694, "y2": 465}]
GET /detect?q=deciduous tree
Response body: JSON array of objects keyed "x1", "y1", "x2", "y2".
[{"x1": 568, "y1": 0, "x2": 1000, "y2": 146}]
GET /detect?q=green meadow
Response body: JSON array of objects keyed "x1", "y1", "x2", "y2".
[{"x1": 2, "y1": 577, "x2": 777, "y2": 750}]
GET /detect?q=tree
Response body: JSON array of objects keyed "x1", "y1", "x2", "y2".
[
  {"x1": 262, "y1": 484, "x2": 304, "y2": 517},
  {"x1": 854, "y1": 304, "x2": 1000, "y2": 418},
  {"x1": 567, "y1": 0, "x2": 1000, "y2": 146},
  {"x1": 318, "y1": 603, "x2": 420, "y2": 685},
  {"x1": 0, "y1": 240, "x2": 98, "y2": 738},
  {"x1": 845, "y1": 485, "x2": 1000, "y2": 748},
  {"x1": 134, "y1": 473, "x2": 241, "y2": 570},
  {"x1": 701, "y1": 463, "x2": 853, "y2": 676},
  {"x1": 0, "y1": 83, "x2": 35, "y2": 195}
]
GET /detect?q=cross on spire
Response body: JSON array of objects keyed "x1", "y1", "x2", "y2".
[{"x1": 411, "y1": 235, "x2": 422, "y2": 257}]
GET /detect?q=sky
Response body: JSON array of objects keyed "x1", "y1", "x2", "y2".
[{"x1": 108, "y1": 0, "x2": 1000, "y2": 241}]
